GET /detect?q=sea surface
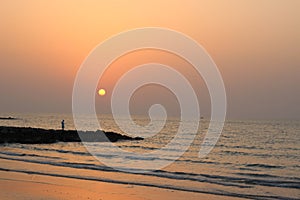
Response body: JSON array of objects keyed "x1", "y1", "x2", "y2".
[{"x1": 0, "y1": 113, "x2": 299, "y2": 199}]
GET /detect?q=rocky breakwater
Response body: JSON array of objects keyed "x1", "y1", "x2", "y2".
[{"x1": 0, "y1": 126, "x2": 143, "y2": 144}]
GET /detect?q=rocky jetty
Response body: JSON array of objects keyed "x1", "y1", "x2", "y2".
[
  {"x1": 0, "y1": 117, "x2": 17, "y2": 120},
  {"x1": 0, "y1": 126, "x2": 143, "y2": 144}
]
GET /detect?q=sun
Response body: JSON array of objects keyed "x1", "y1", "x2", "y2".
[{"x1": 98, "y1": 88, "x2": 106, "y2": 96}]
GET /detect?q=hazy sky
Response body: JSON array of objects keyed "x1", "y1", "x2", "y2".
[{"x1": 0, "y1": 0, "x2": 299, "y2": 119}]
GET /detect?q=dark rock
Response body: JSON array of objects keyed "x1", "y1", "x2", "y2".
[
  {"x1": 0, "y1": 126, "x2": 143, "y2": 144},
  {"x1": 0, "y1": 117, "x2": 17, "y2": 120}
]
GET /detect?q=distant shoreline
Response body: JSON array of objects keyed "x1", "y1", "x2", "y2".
[{"x1": 0, "y1": 126, "x2": 143, "y2": 144}]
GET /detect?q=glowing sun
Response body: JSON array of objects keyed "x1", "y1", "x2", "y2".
[{"x1": 98, "y1": 89, "x2": 106, "y2": 96}]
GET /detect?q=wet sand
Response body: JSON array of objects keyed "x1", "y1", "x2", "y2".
[{"x1": 0, "y1": 171, "x2": 244, "y2": 200}]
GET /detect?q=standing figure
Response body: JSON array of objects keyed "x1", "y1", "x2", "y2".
[{"x1": 61, "y1": 119, "x2": 65, "y2": 131}]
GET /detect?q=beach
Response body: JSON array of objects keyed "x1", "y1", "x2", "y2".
[
  {"x1": 0, "y1": 156, "x2": 249, "y2": 200},
  {"x1": 1, "y1": 1, "x2": 299, "y2": 199},
  {"x1": 0, "y1": 169, "x2": 241, "y2": 200},
  {"x1": 0, "y1": 114, "x2": 299, "y2": 199}
]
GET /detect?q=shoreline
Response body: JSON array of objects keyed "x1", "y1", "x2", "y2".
[{"x1": 0, "y1": 170, "x2": 244, "y2": 200}]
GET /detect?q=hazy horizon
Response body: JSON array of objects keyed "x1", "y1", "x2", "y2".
[{"x1": 1, "y1": 1, "x2": 299, "y2": 120}]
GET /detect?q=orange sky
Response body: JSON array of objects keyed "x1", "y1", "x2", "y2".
[{"x1": 0, "y1": 0, "x2": 299, "y2": 119}]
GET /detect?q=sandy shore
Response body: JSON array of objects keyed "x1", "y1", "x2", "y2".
[{"x1": 0, "y1": 171, "x2": 244, "y2": 200}]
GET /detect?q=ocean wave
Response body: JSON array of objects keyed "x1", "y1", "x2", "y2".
[
  {"x1": 0, "y1": 155, "x2": 299, "y2": 190},
  {"x1": 245, "y1": 163, "x2": 285, "y2": 169},
  {"x1": 0, "y1": 151, "x2": 63, "y2": 160}
]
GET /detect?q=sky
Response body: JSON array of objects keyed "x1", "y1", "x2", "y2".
[{"x1": 0, "y1": 0, "x2": 299, "y2": 119}]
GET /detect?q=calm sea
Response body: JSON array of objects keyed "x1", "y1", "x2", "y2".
[{"x1": 0, "y1": 113, "x2": 299, "y2": 199}]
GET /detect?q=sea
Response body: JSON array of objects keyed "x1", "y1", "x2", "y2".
[{"x1": 0, "y1": 113, "x2": 299, "y2": 199}]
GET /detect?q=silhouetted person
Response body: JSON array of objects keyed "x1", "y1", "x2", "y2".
[{"x1": 61, "y1": 120, "x2": 65, "y2": 131}]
